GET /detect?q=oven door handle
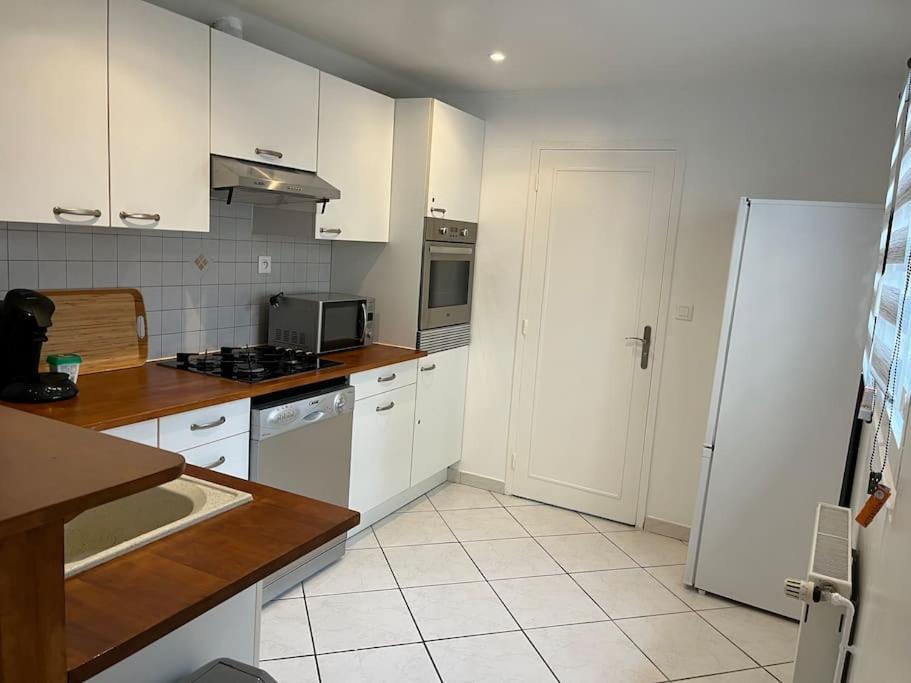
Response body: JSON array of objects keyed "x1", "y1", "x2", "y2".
[{"x1": 428, "y1": 245, "x2": 473, "y2": 256}]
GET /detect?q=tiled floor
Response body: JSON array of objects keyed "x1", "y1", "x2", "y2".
[{"x1": 259, "y1": 483, "x2": 797, "y2": 682}]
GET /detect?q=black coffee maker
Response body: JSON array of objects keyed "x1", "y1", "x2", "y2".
[{"x1": 0, "y1": 289, "x2": 78, "y2": 402}]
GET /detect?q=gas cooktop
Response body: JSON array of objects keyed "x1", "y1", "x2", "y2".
[{"x1": 159, "y1": 346, "x2": 342, "y2": 383}]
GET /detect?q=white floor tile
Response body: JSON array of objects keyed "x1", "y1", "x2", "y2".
[
  {"x1": 303, "y1": 548, "x2": 397, "y2": 596},
  {"x1": 463, "y1": 537, "x2": 563, "y2": 580},
  {"x1": 318, "y1": 643, "x2": 439, "y2": 683},
  {"x1": 398, "y1": 495, "x2": 435, "y2": 513},
  {"x1": 493, "y1": 492, "x2": 541, "y2": 507},
  {"x1": 274, "y1": 583, "x2": 304, "y2": 600},
  {"x1": 700, "y1": 607, "x2": 798, "y2": 666},
  {"x1": 374, "y1": 511, "x2": 456, "y2": 547},
  {"x1": 307, "y1": 589, "x2": 421, "y2": 654},
  {"x1": 403, "y1": 581, "x2": 518, "y2": 640},
  {"x1": 427, "y1": 632, "x2": 555, "y2": 683},
  {"x1": 765, "y1": 662, "x2": 794, "y2": 682},
  {"x1": 428, "y1": 482, "x2": 501, "y2": 510},
  {"x1": 384, "y1": 542, "x2": 483, "y2": 588},
  {"x1": 573, "y1": 568, "x2": 690, "y2": 619},
  {"x1": 536, "y1": 533, "x2": 637, "y2": 572},
  {"x1": 439, "y1": 507, "x2": 529, "y2": 542},
  {"x1": 346, "y1": 527, "x2": 379, "y2": 550},
  {"x1": 508, "y1": 505, "x2": 596, "y2": 536},
  {"x1": 490, "y1": 574, "x2": 606, "y2": 628},
  {"x1": 617, "y1": 612, "x2": 754, "y2": 679},
  {"x1": 646, "y1": 564, "x2": 732, "y2": 610},
  {"x1": 605, "y1": 530, "x2": 688, "y2": 566},
  {"x1": 526, "y1": 621, "x2": 665, "y2": 683},
  {"x1": 260, "y1": 598, "x2": 313, "y2": 660},
  {"x1": 682, "y1": 670, "x2": 777, "y2": 682},
  {"x1": 580, "y1": 513, "x2": 636, "y2": 533},
  {"x1": 260, "y1": 656, "x2": 319, "y2": 683}
]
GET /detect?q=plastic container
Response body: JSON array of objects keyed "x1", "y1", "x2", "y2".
[{"x1": 47, "y1": 353, "x2": 82, "y2": 383}]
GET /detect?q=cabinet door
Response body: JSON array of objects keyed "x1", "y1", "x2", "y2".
[
  {"x1": 180, "y1": 433, "x2": 250, "y2": 480},
  {"x1": 0, "y1": 0, "x2": 109, "y2": 226},
  {"x1": 102, "y1": 419, "x2": 159, "y2": 448},
  {"x1": 411, "y1": 346, "x2": 469, "y2": 485},
  {"x1": 109, "y1": 0, "x2": 210, "y2": 232},
  {"x1": 211, "y1": 31, "x2": 319, "y2": 172},
  {"x1": 316, "y1": 73, "x2": 394, "y2": 242},
  {"x1": 426, "y1": 101, "x2": 485, "y2": 223},
  {"x1": 349, "y1": 385, "x2": 417, "y2": 513}
]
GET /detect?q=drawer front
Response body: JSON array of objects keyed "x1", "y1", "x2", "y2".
[
  {"x1": 180, "y1": 432, "x2": 249, "y2": 480},
  {"x1": 159, "y1": 398, "x2": 250, "y2": 452},
  {"x1": 102, "y1": 419, "x2": 158, "y2": 447},
  {"x1": 351, "y1": 360, "x2": 417, "y2": 401}
]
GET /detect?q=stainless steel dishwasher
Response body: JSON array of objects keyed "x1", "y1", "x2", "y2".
[{"x1": 250, "y1": 378, "x2": 355, "y2": 602}]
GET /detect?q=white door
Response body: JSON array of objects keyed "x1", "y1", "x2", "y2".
[
  {"x1": 316, "y1": 73, "x2": 394, "y2": 242},
  {"x1": 511, "y1": 149, "x2": 677, "y2": 523},
  {"x1": 427, "y1": 100, "x2": 485, "y2": 223},
  {"x1": 0, "y1": 0, "x2": 109, "y2": 226},
  {"x1": 109, "y1": 0, "x2": 210, "y2": 232},
  {"x1": 211, "y1": 31, "x2": 319, "y2": 172}
]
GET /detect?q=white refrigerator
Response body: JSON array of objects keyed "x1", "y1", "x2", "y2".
[{"x1": 685, "y1": 198, "x2": 880, "y2": 618}]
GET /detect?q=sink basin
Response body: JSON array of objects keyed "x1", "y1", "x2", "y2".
[{"x1": 64, "y1": 475, "x2": 252, "y2": 578}]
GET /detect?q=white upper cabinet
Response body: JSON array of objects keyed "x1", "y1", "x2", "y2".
[
  {"x1": 0, "y1": 0, "x2": 109, "y2": 226},
  {"x1": 211, "y1": 31, "x2": 319, "y2": 172},
  {"x1": 316, "y1": 73, "x2": 394, "y2": 242},
  {"x1": 426, "y1": 100, "x2": 485, "y2": 223},
  {"x1": 109, "y1": 0, "x2": 210, "y2": 232}
]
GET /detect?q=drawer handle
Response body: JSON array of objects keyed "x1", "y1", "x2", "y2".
[
  {"x1": 377, "y1": 373, "x2": 397, "y2": 383},
  {"x1": 53, "y1": 206, "x2": 102, "y2": 218},
  {"x1": 190, "y1": 416, "x2": 226, "y2": 431},
  {"x1": 255, "y1": 147, "x2": 283, "y2": 159},
  {"x1": 119, "y1": 211, "x2": 160, "y2": 222},
  {"x1": 199, "y1": 455, "x2": 227, "y2": 470},
  {"x1": 376, "y1": 401, "x2": 395, "y2": 412},
  {"x1": 320, "y1": 228, "x2": 342, "y2": 235},
  {"x1": 420, "y1": 364, "x2": 437, "y2": 372},
  {"x1": 430, "y1": 206, "x2": 447, "y2": 216}
]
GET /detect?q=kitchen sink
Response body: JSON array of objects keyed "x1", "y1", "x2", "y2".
[{"x1": 64, "y1": 475, "x2": 252, "y2": 578}]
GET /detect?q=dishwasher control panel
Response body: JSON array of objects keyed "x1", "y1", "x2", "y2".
[{"x1": 251, "y1": 384, "x2": 355, "y2": 440}]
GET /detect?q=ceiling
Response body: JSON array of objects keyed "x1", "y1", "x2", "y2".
[{"x1": 215, "y1": 0, "x2": 911, "y2": 92}]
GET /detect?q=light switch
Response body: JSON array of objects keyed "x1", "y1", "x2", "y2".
[
  {"x1": 675, "y1": 304, "x2": 694, "y2": 322},
  {"x1": 257, "y1": 255, "x2": 272, "y2": 274}
]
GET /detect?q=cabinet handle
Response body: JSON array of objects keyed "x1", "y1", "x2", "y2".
[
  {"x1": 190, "y1": 416, "x2": 226, "y2": 431},
  {"x1": 420, "y1": 364, "x2": 437, "y2": 372},
  {"x1": 376, "y1": 401, "x2": 395, "y2": 412},
  {"x1": 377, "y1": 373, "x2": 397, "y2": 383},
  {"x1": 119, "y1": 211, "x2": 160, "y2": 222},
  {"x1": 320, "y1": 228, "x2": 342, "y2": 235},
  {"x1": 430, "y1": 206, "x2": 447, "y2": 216},
  {"x1": 199, "y1": 455, "x2": 227, "y2": 470},
  {"x1": 53, "y1": 206, "x2": 101, "y2": 218},
  {"x1": 255, "y1": 147, "x2": 283, "y2": 159}
]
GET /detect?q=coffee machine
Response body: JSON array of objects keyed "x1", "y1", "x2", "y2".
[{"x1": 0, "y1": 289, "x2": 78, "y2": 402}]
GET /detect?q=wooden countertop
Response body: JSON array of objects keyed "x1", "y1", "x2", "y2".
[
  {"x1": 5, "y1": 344, "x2": 427, "y2": 431},
  {"x1": 65, "y1": 465, "x2": 359, "y2": 681}
]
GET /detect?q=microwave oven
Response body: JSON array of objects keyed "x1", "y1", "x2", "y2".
[{"x1": 268, "y1": 292, "x2": 375, "y2": 354}]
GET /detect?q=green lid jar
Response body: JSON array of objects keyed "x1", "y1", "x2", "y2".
[{"x1": 47, "y1": 353, "x2": 82, "y2": 383}]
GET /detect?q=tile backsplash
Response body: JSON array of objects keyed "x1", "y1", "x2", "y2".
[{"x1": 0, "y1": 201, "x2": 331, "y2": 360}]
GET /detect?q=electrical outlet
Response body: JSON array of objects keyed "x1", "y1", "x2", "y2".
[
  {"x1": 257, "y1": 255, "x2": 272, "y2": 274},
  {"x1": 675, "y1": 304, "x2": 694, "y2": 322}
]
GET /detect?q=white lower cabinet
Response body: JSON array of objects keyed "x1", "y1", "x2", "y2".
[
  {"x1": 102, "y1": 419, "x2": 159, "y2": 448},
  {"x1": 349, "y1": 384, "x2": 417, "y2": 514},
  {"x1": 411, "y1": 346, "x2": 470, "y2": 485},
  {"x1": 180, "y1": 432, "x2": 250, "y2": 479}
]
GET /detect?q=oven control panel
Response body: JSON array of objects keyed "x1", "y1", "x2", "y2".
[{"x1": 423, "y1": 217, "x2": 478, "y2": 244}]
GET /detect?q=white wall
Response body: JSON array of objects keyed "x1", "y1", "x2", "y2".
[{"x1": 447, "y1": 75, "x2": 896, "y2": 527}]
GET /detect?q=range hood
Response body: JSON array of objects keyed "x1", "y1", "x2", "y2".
[{"x1": 210, "y1": 155, "x2": 340, "y2": 212}]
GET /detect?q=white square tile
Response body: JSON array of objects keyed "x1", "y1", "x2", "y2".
[
  {"x1": 681, "y1": 670, "x2": 777, "y2": 682},
  {"x1": 396, "y1": 495, "x2": 435, "y2": 513},
  {"x1": 403, "y1": 581, "x2": 518, "y2": 640},
  {"x1": 93, "y1": 262, "x2": 117, "y2": 288},
  {"x1": 303, "y1": 548, "x2": 397, "y2": 596},
  {"x1": 507, "y1": 505, "x2": 596, "y2": 536},
  {"x1": 526, "y1": 621, "x2": 665, "y2": 683},
  {"x1": 37, "y1": 231, "x2": 67, "y2": 260},
  {"x1": 38, "y1": 262, "x2": 67, "y2": 289},
  {"x1": 765, "y1": 662, "x2": 794, "y2": 682},
  {"x1": 260, "y1": 656, "x2": 319, "y2": 683},
  {"x1": 462, "y1": 537, "x2": 563, "y2": 580},
  {"x1": 373, "y1": 511, "x2": 456, "y2": 547},
  {"x1": 93, "y1": 234, "x2": 118, "y2": 261},
  {"x1": 617, "y1": 612, "x2": 754, "y2": 680},
  {"x1": 318, "y1": 643, "x2": 438, "y2": 683},
  {"x1": 427, "y1": 483, "x2": 501, "y2": 510},
  {"x1": 67, "y1": 261, "x2": 92, "y2": 287},
  {"x1": 307, "y1": 589, "x2": 421, "y2": 654},
  {"x1": 646, "y1": 564, "x2": 731, "y2": 610},
  {"x1": 8, "y1": 261, "x2": 37, "y2": 289},
  {"x1": 117, "y1": 261, "x2": 140, "y2": 287},
  {"x1": 66, "y1": 232, "x2": 93, "y2": 260},
  {"x1": 605, "y1": 530, "x2": 688, "y2": 566},
  {"x1": 439, "y1": 508, "x2": 529, "y2": 542},
  {"x1": 427, "y1": 631, "x2": 555, "y2": 683},
  {"x1": 701, "y1": 607, "x2": 798, "y2": 666},
  {"x1": 536, "y1": 533, "x2": 637, "y2": 573},
  {"x1": 493, "y1": 492, "x2": 541, "y2": 507},
  {"x1": 580, "y1": 513, "x2": 636, "y2": 532},
  {"x1": 384, "y1": 542, "x2": 483, "y2": 588},
  {"x1": 346, "y1": 527, "x2": 378, "y2": 550},
  {"x1": 572, "y1": 568, "x2": 690, "y2": 619},
  {"x1": 8, "y1": 230, "x2": 37, "y2": 259},
  {"x1": 259, "y1": 598, "x2": 313, "y2": 660},
  {"x1": 490, "y1": 574, "x2": 605, "y2": 628},
  {"x1": 118, "y1": 234, "x2": 140, "y2": 261}
]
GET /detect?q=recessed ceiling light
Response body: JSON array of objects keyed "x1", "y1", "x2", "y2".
[{"x1": 489, "y1": 51, "x2": 506, "y2": 63}]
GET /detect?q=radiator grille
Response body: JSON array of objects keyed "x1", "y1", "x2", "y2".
[
  {"x1": 417, "y1": 324, "x2": 470, "y2": 352},
  {"x1": 811, "y1": 504, "x2": 851, "y2": 585}
]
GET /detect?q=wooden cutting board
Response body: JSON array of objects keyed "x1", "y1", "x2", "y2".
[{"x1": 39, "y1": 288, "x2": 148, "y2": 375}]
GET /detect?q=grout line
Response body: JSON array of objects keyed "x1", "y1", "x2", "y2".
[{"x1": 300, "y1": 586, "x2": 322, "y2": 682}]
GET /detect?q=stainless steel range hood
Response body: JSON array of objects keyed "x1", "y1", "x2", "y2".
[{"x1": 210, "y1": 155, "x2": 340, "y2": 212}]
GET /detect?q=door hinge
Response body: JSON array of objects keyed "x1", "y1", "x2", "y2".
[
  {"x1": 521, "y1": 319, "x2": 528, "y2": 336},
  {"x1": 511, "y1": 452, "x2": 517, "y2": 470}
]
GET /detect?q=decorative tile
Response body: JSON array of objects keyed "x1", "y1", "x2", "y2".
[
  {"x1": 260, "y1": 656, "x2": 319, "y2": 683},
  {"x1": 490, "y1": 574, "x2": 606, "y2": 628},
  {"x1": 318, "y1": 643, "x2": 438, "y2": 683},
  {"x1": 306, "y1": 589, "x2": 420, "y2": 654},
  {"x1": 373, "y1": 511, "x2": 457, "y2": 547},
  {"x1": 605, "y1": 530, "x2": 688, "y2": 567},
  {"x1": 646, "y1": 564, "x2": 731, "y2": 610},
  {"x1": 439, "y1": 508, "x2": 529, "y2": 542},
  {"x1": 572, "y1": 568, "x2": 690, "y2": 619},
  {"x1": 403, "y1": 581, "x2": 518, "y2": 640},
  {"x1": 259, "y1": 598, "x2": 313, "y2": 660},
  {"x1": 508, "y1": 505, "x2": 596, "y2": 536},
  {"x1": 384, "y1": 542, "x2": 483, "y2": 588},
  {"x1": 428, "y1": 631, "x2": 554, "y2": 683},
  {"x1": 303, "y1": 548, "x2": 397, "y2": 597},
  {"x1": 536, "y1": 533, "x2": 637, "y2": 573},
  {"x1": 427, "y1": 482, "x2": 501, "y2": 510},
  {"x1": 701, "y1": 607, "x2": 798, "y2": 666},
  {"x1": 462, "y1": 537, "x2": 563, "y2": 580}
]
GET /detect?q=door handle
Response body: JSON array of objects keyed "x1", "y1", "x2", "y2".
[
  {"x1": 255, "y1": 147, "x2": 283, "y2": 159},
  {"x1": 119, "y1": 211, "x2": 161, "y2": 222},
  {"x1": 625, "y1": 325, "x2": 652, "y2": 369}
]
